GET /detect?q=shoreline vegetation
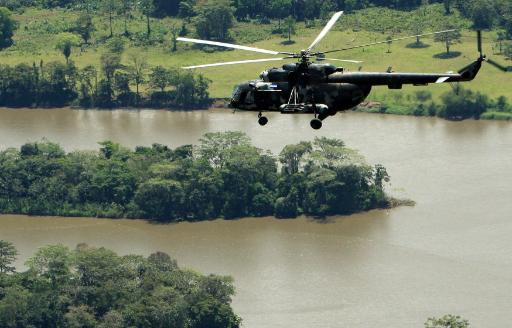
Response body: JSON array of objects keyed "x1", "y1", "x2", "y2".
[
  {"x1": 0, "y1": 240, "x2": 241, "y2": 328},
  {"x1": 0, "y1": 132, "x2": 405, "y2": 222}
]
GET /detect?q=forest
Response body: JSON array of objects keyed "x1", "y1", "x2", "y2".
[
  {"x1": 0, "y1": 240, "x2": 241, "y2": 328},
  {"x1": 0, "y1": 132, "x2": 393, "y2": 220},
  {"x1": 0, "y1": 60, "x2": 211, "y2": 108}
]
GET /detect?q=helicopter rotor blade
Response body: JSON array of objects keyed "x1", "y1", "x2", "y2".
[
  {"x1": 486, "y1": 58, "x2": 510, "y2": 72},
  {"x1": 317, "y1": 57, "x2": 363, "y2": 64},
  {"x1": 307, "y1": 11, "x2": 344, "y2": 51},
  {"x1": 320, "y1": 29, "x2": 457, "y2": 55},
  {"x1": 182, "y1": 57, "x2": 290, "y2": 69},
  {"x1": 176, "y1": 37, "x2": 293, "y2": 55},
  {"x1": 477, "y1": 30, "x2": 483, "y2": 57}
]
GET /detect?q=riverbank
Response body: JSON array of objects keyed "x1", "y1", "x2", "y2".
[
  {"x1": 2, "y1": 96, "x2": 512, "y2": 122},
  {"x1": 355, "y1": 103, "x2": 512, "y2": 121}
]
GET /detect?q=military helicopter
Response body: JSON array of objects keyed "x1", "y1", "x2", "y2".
[{"x1": 178, "y1": 11, "x2": 490, "y2": 129}]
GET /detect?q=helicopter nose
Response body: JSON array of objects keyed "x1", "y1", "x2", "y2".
[{"x1": 229, "y1": 99, "x2": 238, "y2": 108}]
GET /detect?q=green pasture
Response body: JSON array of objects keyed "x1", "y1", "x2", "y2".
[{"x1": 0, "y1": 7, "x2": 510, "y2": 100}]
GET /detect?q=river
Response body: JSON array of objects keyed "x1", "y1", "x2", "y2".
[{"x1": 1, "y1": 108, "x2": 511, "y2": 328}]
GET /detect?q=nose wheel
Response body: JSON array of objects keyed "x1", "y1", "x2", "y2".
[{"x1": 258, "y1": 113, "x2": 268, "y2": 126}]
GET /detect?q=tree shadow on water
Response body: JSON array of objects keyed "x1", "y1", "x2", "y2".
[{"x1": 433, "y1": 51, "x2": 462, "y2": 59}]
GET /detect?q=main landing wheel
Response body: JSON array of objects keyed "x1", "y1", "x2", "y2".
[
  {"x1": 258, "y1": 116, "x2": 268, "y2": 126},
  {"x1": 310, "y1": 118, "x2": 322, "y2": 130}
]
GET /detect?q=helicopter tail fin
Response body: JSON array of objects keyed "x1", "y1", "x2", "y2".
[
  {"x1": 451, "y1": 30, "x2": 485, "y2": 82},
  {"x1": 455, "y1": 57, "x2": 483, "y2": 82}
]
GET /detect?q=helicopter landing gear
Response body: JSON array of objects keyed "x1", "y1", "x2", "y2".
[
  {"x1": 310, "y1": 103, "x2": 323, "y2": 130},
  {"x1": 310, "y1": 118, "x2": 322, "y2": 130},
  {"x1": 258, "y1": 112, "x2": 268, "y2": 126}
]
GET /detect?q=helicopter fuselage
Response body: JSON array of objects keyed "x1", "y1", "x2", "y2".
[
  {"x1": 230, "y1": 62, "x2": 371, "y2": 115},
  {"x1": 230, "y1": 57, "x2": 483, "y2": 119}
]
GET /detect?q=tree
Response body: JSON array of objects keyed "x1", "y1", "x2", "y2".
[
  {"x1": 269, "y1": 0, "x2": 292, "y2": 31},
  {"x1": 56, "y1": 33, "x2": 81, "y2": 64},
  {"x1": 425, "y1": 314, "x2": 470, "y2": 328},
  {"x1": 154, "y1": 0, "x2": 181, "y2": 17},
  {"x1": 106, "y1": 37, "x2": 125, "y2": 53},
  {"x1": 26, "y1": 244, "x2": 73, "y2": 286},
  {"x1": 320, "y1": 0, "x2": 336, "y2": 20},
  {"x1": 101, "y1": 52, "x2": 122, "y2": 82},
  {"x1": 470, "y1": 0, "x2": 496, "y2": 29},
  {"x1": 189, "y1": 298, "x2": 241, "y2": 328},
  {"x1": 119, "y1": 0, "x2": 135, "y2": 36},
  {"x1": 434, "y1": 29, "x2": 461, "y2": 54},
  {"x1": 170, "y1": 24, "x2": 179, "y2": 52},
  {"x1": 496, "y1": 31, "x2": 507, "y2": 54},
  {"x1": 148, "y1": 251, "x2": 178, "y2": 272},
  {"x1": 149, "y1": 66, "x2": 174, "y2": 92},
  {"x1": 439, "y1": 86, "x2": 488, "y2": 120},
  {"x1": 134, "y1": 178, "x2": 184, "y2": 220},
  {"x1": 0, "y1": 7, "x2": 17, "y2": 50},
  {"x1": 127, "y1": 53, "x2": 148, "y2": 105},
  {"x1": 279, "y1": 141, "x2": 312, "y2": 174},
  {"x1": 274, "y1": 194, "x2": 298, "y2": 218},
  {"x1": 65, "y1": 306, "x2": 97, "y2": 328},
  {"x1": 0, "y1": 286, "x2": 31, "y2": 327},
  {"x1": 386, "y1": 35, "x2": 393, "y2": 53},
  {"x1": 98, "y1": 310, "x2": 125, "y2": 328},
  {"x1": 139, "y1": 0, "x2": 154, "y2": 37},
  {"x1": 101, "y1": 0, "x2": 120, "y2": 38},
  {"x1": 284, "y1": 16, "x2": 296, "y2": 43},
  {"x1": 496, "y1": 96, "x2": 508, "y2": 112},
  {"x1": 197, "y1": 131, "x2": 251, "y2": 168},
  {"x1": 74, "y1": 13, "x2": 95, "y2": 45},
  {"x1": 179, "y1": 0, "x2": 195, "y2": 20},
  {"x1": 0, "y1": 240, "x2": 17, "y2": 273},
  {"x1": 303, "y1": 0, "x2": 320, "y2": 20},
  {"x1": 194, "y1": 0, "x2": 235, "y2": 41},
  {"x1": 174, "y1": 72, "x2": 211, "y2": 108},
  {"x1": 443, "y1": 0, "x2": 451, "y2": 15},
  {"x1": 505, "y1": 42, "x2": 512, "y2": 60},
  {"x1": 78, "y1": 65, "x2": 98, "y2": 107},
  {"x1": 410, "y1": 7, "x2": 427, "y2": 45}
]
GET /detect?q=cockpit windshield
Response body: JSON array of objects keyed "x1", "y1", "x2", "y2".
[{"x1": 231, "y1": 85, "x2": 242, "y2": 101}]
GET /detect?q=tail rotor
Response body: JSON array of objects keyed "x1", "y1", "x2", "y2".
[
  {"x1": 477, "y1": 30, "x2": 484, "y2": 60},
  {"x1": 477, "y1": 30, "x2": 510, "y2": 72}
]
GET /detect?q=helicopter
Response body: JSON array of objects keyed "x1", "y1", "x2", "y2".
[{"x1": 177, "y1": 11, "x2": 498, "y2": 129}]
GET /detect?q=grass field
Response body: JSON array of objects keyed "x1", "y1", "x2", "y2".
[{"x1": 1, "y1": 7, "x2": 510, "y2": 101}]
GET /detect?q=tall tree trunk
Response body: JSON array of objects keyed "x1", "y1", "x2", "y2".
[
  {"x1": 109, "y1": 12, "x2": 113, "y2": 37},
  {"x1": 146, "y1": 15, "x2": 151, "y2": 37},
  {"x1": 136, "y1": 83, "x2": 139, "y2": 107}
]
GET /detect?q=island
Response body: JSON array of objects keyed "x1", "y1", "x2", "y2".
[{"x1": 0, "y1": 132, "x2": 401, "y2": 221}]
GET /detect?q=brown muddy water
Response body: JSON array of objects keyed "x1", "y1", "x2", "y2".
[{"x1": 1, "y1": 108, "x2": 512, "y2": 327}]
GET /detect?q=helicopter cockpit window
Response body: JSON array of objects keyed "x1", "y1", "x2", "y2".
[{"x1": 231, "y1": 86, "x2": 242, "y2": 101}]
